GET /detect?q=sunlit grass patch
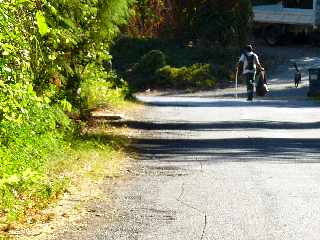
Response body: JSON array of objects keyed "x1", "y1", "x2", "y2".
[
  {"x1": 0, "y1": 124, "x2": 134, "y2": 236},
  {"x1": 47, "y1": 131, "x2": 131, "y2": 182},
  {"x1": 0, "y1": 235, "x2": 10, "y2": 240},
  {"x1": 0, "y1": 68, "x2": 139, "y2": 231},
  {"x1": 0, "y1": 88, "x2": 137, "y2": 231}
]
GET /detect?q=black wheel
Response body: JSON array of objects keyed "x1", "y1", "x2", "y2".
[
  {"x1": 263, "y1": 26, "x2": 283, "y2": 46},
  {"x1": 310, "y1": 32, "x2": 320, "y2": 46}
]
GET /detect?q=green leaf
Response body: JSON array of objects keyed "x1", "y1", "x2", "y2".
[
  {"x1": 36, "y1": 11, "x2": 49, "y2": 36},
  {"x1": 5, "y1": 174, "x2": 20, "y2": 185},
  {"x1": 49, "y1": 5, "x2": 58, "y2": 15},
  {"x1": 60, "y1": 99, "x2": 72, "y2": 112}
]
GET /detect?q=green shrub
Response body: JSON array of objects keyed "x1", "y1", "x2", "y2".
[
  {"x1": 125, "y1": 49, "x2": 167, "y2": 90},
  {"x1": 132, "y1": 50, "x2": 167, "y2": 75},
  {"x1": 111, "y1": 37, "x2": 168, "y2": 72},
  {"x1": 0, "y1": 0, "x2": 134, "y2": 103},
  {"x1": 111, "y1": 37, "x2": 238, "y2": 90},
  {"x1": 80, "y1": 64, "x2": 130, "y2": 112},
  {"x1": 0, "y1": 0, "x2": 135, "y2": 225},
  {"x1": 156, "y1": 64, "x2": 217, "y2": 89},
  {"x1": 111, "y1": 36, "x2": 238, "y2": 73},
  {"x1": 80, "y1": 80, "x2": 129, "y2": 112}
]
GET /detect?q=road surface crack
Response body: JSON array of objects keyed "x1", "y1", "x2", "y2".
[
  {"x1": 176, "y1": 183, "x2": 208, "y2": 240},
  {"x1": 200, "y1": 214, "x2": 207, "y2": 240}
]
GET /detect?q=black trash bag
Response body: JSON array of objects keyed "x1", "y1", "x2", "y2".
[{"x1": 256, "y1": 70, "x2": 269, "y2": 97}]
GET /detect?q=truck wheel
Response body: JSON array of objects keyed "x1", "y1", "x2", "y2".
[
  {"x1": 263, "y1": 26, "x2": 282, "y2": 46},
  {"x1": 310, "y1": 32, "x2": 320, "y2": 46}
]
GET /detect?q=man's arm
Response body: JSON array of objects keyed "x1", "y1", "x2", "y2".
[
  {"x1": 236, "y1": 54, "x2": 245, "y2": 70},
  {"x1": 255, "y1": 55, "x2": 264, "y2": 71}
]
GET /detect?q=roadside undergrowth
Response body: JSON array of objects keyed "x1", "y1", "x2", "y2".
[
  {"x1": 0, "y1": 1, "x2": 137, "y2": 238},
  {"x1": 49, "y1": 127, "x2": 133, "y2": 182},
  {"x1": 0, "y1": 83, "x2": 138, "y2": 238},
  {"x1": 0, "y1": 124, "x2": 135, "y2": 239}
]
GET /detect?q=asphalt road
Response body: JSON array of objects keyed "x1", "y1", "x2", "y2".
[
  {"x1": 47, "y1": 47, "x2": 320, "y2": 240},
  {"x1": 69, "y1": 81, "x2": 320, "y2": 240},
  {"x1": 121, "y1": 89, "x2": 320, "y2": 240}
]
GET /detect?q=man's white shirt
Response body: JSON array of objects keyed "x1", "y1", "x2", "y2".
[{"x1": 239, "y1": 51, "x2": 260, "y2": 74}]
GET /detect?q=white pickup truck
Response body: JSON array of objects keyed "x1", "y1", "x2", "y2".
[{"x1": 253, "y1": 0, "x2": 320, "y2": 45}]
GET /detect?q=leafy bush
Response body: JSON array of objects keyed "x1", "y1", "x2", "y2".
[
  {"x1": 80, "y1": 64, "x2": 130, "y2": 112},
  {"x1": 156, "y1": 64, "x2": 217, "y2": 89},
  {"x1": 0, "y1": 0, "x2": 133, "y2": 104},
  {"x1": 0, "y1": 0, "x2": 135, "y2": 225},
  {"x1": 112, "y1": 36, "x2": 237, "y2": 70},
  {"x1": 125, "y1": 49, "x2": 167, "y2": 90},
  {"x1": 0, "y1": 82, "x2": 71, "y2": 221},
  {"x1": 111, "y1": 37, "x2": 173, "y2": 73},
  {"x1": 132, "y1": 50, "x2": 167, "y2": 75},
  {"x1": 111, "y1": 37, "x2": 237, "y2": 90}
]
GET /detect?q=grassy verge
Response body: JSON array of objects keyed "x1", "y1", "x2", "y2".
[
  {"x1": 0, "y1": 79, "x2": 138, "y2": 237},
  {"x1": 48, "y1": 129, "x2": 132, "y2": 182},
  {"x1": 0, "y1": 120, "x2": 136, "y2": 239},
  {"x1": 1, "y1": 127, "x2": 134, "y2": 238}
]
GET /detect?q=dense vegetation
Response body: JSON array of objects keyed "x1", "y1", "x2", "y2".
[
  {"x1": 112, "y1": 0, "x2": 253, "y2": 90},
  {"x1": 111, "y1": 37, "x2": 237, "y2": 90},
  {"x1": 128, "y1": 0, "x2": 252, "y2": 46},
  {"x1": 0, "y1": 0, "x2": 254, "y2": 230},
  {"x1": 0, "y1": 0, "x2": 133, "y2": 225}
]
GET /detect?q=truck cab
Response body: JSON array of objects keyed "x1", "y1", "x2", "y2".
[{"x1": 253, "y1": 0, "x2": 320, "y2": 45}]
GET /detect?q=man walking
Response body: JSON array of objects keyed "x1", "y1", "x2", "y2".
[{"x1": 237, "y1": 44, "x2": 264, "y2": 101}]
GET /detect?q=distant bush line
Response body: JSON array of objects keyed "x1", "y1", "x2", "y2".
[{"x1": 111, "y1": 37, "x2": 239, "y2": 90}]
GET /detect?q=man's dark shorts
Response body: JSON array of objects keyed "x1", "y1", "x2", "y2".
[{"x1": 245, "y1": 72, "x2": 255, "y2": 100}]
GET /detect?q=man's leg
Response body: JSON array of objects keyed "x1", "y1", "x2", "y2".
[{"x1": 246, "y1": 73, "x2": 254, "y2": 100}]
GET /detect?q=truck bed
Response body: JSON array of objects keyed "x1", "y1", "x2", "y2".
[{"x1": 253, "y1": 3, "x2": 315, "y2": 26}]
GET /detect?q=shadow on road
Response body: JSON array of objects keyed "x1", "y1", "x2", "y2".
[
  {"x1": 133, "y1": 87, "x2": 320, "y2": 163},
  {"x1": 115, "y1": 120, "x2": 320, "y2": 131},
  {"x1": 118, "y1": 118, "x2": 320, "y2": 163},
  {"x1": 133, "y1": 137, "x2": 320, "y2": 163}
]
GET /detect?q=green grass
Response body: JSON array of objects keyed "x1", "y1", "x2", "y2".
[
  {"x1": 47, "y1": 130, "x2": 131, "y2": 181},
  {"x1": 0, "y1": 79, "x2": 136, "y2": 234},
  {"x1": 0, "y1": 236, "x2": 10, "y2": 240},
  {"x1": 0, "y1": 125, "x2": 133, "y2": 235},
  {"x1": 0, "y1": 120, "x2": 134, "y2": 236}
]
